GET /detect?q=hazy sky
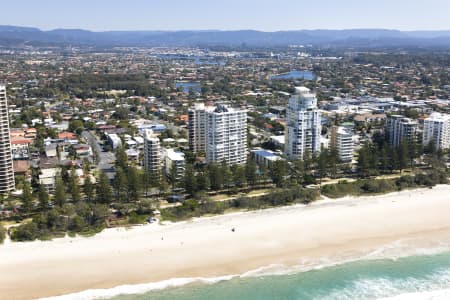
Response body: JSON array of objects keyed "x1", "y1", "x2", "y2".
[{"x1": 2, "y1": 0, "x2": 450, "y2": 31}]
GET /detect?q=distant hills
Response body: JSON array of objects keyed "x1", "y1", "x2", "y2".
[{"x1": 1, "y1": 25, "x2": 450, "y2": 48}]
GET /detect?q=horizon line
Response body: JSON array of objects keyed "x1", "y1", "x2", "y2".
[{"x1": 2, "y1": 24, "x2": 450, "y2": 33}]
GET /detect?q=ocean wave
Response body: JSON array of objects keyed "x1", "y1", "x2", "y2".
[
  {"x1": 319, "y1": 269, "x2": 450, "y2": 300},
  {"x1": 39, "y1": 239, "x2": 450, "y2": 300},
  {"x1": 39, "y1": 276, "x2": 236, "y2": 300},
  {"x1": 378, "y1": 288, "x2": 450, "y2": 300}
]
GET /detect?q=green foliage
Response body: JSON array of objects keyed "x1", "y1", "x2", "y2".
[
  {"x1": 55, "y1": 73, "x2": 164, "y2": 98},
  {"x1": 10, "y1": 203, "x2": 109, "y2": 242},
  {"x1": 54, "y1": 178, "x2": 67, "y2": 207},
  {"x1": 0, "y1": 225, "x2": 6, "y2": 243},
  {"x1": 84, "y1": 175, "x2": 94, "y2": 203},
  {"x1": 322, "y1": 171, "x2": 447, "y2": 198},
  {"x1": 21, "y1": 182, "x2": 34, "y2": 212},
  {"x1": 97, "y1": 171, "x2": 112, "y2": 204},
  {"x1": 38, "y1": 185, "x2": 49, "y2": 210},
  {"x1": 161, "y1": 187, "x2": 320, "y2": 221}
]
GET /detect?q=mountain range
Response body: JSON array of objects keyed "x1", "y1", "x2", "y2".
[{"x1": 1, "y1": 25, "x2": 450, "y2": 48}]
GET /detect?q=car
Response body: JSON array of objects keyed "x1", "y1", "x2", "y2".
[{"x1": 147, "y1": 217, "x2": 157, "y2": 224}]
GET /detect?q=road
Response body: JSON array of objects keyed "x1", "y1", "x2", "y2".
[{"x1": 82, "y1": 131, "x2": 116, "y2": 173}]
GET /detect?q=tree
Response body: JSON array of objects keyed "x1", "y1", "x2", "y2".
[
  {"x1": 54, "y1": 178, "x2": 67, "y2": 207},
  {"x1": 127, "y1": 166, "x2": 141, "y2": 202},
  {"x1": 68, "y1": 169, "x2": 81, "y2": 203},
  {"x1": 328, "y1": 146, "x2": 340, "y2": 178},
  {"x1": 22, "y1": 182, "x2": 33, "y2": 212},
  {"x1": 84, "y1": 175, "x2": 94, "y2": 203},
  {"x1": 208, "y1": 163, "x2": 224, "y2": 191},
  {"x1": 231, "y1": 164, "x2": 246, "y2": 188},
  {"x1": 268, "y1": 160, "x2": 288, "y2": 188},
  {"x1": 97, "y1": 172, "x2": 112, "y2": 204},
  {"x1": 398, "y1": 141, "x2": 409, "y2": 171},
  {"x1": 68, "y1": 119, "x2": 84, "y2": 135},
  {"x1": 357, "y1": 142, "x2": 371, "y2": 178},
  {"x1": 113, "y1": 167, "x2": 128, "y2": 202},
  {"x1": 221, "y1": 161, "x2": 233, "y2": 190},
  {"x1": 115, "y1": 147, "x2": 128, "y2": 170},
  {"x1": 38, "y1": 185, "x2": 49, "y2": 210},
  {"x1": 317, "y1": 147, "x2": 329, "y2": 183},
  {"x1": 183, "y1": 164, "x2": 197, "y2": 196},
  {"x1": 245, "y1": 160, "x2": 258, "y2": 186},
  {"x1": 196, "y1": 171, "x2": 210, "y2": 191},
  {"x1": 168, "y1": 163, "x2": 178, "y2": 189},
  {"x1": 142, "y1": 169, "x2": 151, "y2": 198},
  {"x1": 290, "y1": 158, "x2": 305, "y2": 185}
]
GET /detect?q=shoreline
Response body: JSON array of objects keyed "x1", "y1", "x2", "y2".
[{"x1": 2, "y1": 185, "x2": 450, "y2": 299}]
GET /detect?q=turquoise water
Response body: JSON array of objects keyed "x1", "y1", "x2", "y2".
[{"x1": 109, "y1": 251, "x2": 450, "y2": 300}]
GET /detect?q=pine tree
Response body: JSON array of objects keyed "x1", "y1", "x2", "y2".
[
  {"x1": 183, "y1": 164, "x2": 197, "y2": 196},
  {"x1": 97, "y1": 172, "x2": 112, "y2": 204},
  {"x1": 84, "y1": 175, "x2": 94, "y2": 203},
  {"x1": 68, "y1": 169, "x2": 81, "y2": 203},
  {"x1": 22, "y1": 182, "x2": 33, "y2": 212},
  {"x1": 54, "y1": 177, "x2": 67, "y2": 207},
  {"x1": 38, "y1": 184, "x2": 49, "y2": 210},
  {"x1": 245, "y1": 160, "x2": 258, "y2": 186}
]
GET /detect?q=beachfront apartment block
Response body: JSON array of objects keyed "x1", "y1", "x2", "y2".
[
  {"x1": 330, "y1": 125, "x2": 354, "y2": 163},
  {"x1": 143, "y1": 130, "x2": 161, "y2": 177},
  {"x1": 285, "y1": 87, "x2": 322, "y2": 160},
  {"x1": 385, "y1": 115, "x2": 419, "y2": 147},
  {"x1": 189, "y1": 103, "x2": 247, "y2": 165},
  {"x1": 0, "y1": 84, "x2": 15, "y2": 193},
  {"x1": 164, "y1": 148, "x2": 185, "y2": 181},
  {"x1": 205, "y1": 104, "x2": 247, "y2": 165},
  {"x1": 250, "y1": 149, "x2": 283, "y2": 167},
  {"x1": 188, "y1": 103, "x2": 212, "y2": 153},
  {"x1": 423, "y1": 112, "x2": 450, "y2": 150}
]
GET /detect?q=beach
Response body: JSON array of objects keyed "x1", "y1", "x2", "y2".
[{"x1": 2, "y1": 185, "x2": 450, "y2": 299}]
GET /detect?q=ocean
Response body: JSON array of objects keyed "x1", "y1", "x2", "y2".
[{"x1": 48, "y1": 250, "x2": 450, "y2": 300}]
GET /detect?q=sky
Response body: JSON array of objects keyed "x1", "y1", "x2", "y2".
[{"x1": 2, "y1": 0, "x2": 450, "y2": 31}]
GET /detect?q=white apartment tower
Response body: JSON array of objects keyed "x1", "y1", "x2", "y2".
[
  {"x1": 164, "y1": 148, "x2": 186, "y2": 181},
  {"x1": 0, "y1": 84, "x2": 14, "y2": 193},
  {"x1": 189, "y1": 103, "x2": 247, "y2": 165},
  {"x1": 330, "y1": 125, "x2": 354, "y2": 163},
  {"x1": 143, "y1": 130, "x2": 161, "y2": 177},
  {"x1": 188, "y1": 103, "x2": 211, "y2": 153},
  {"x1": 385, "y1": 115, "x2": 418, "y2": 147},
  {"x1": 423, "y1": 112, "x2": 450, "y2": 150},
  {"x1": 205, "y1": 104, "x2": 247, "y2": 165},
  {"x1": 285, "y1": 87, "x2": 322, "y2": 159}
]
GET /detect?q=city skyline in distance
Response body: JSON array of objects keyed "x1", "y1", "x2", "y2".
[{"x1": 2, "y1": 0, "x2": 450, "y2": 32}]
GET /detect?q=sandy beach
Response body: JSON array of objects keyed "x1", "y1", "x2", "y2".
[{"x1": 2, "y1": 185, "x2": 450, "y2": 299}]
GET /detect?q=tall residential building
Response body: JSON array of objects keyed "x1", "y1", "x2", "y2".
[
  {"x1": 285, "y1": 87, "x2": 322, "y2": 159},
  {"x1": 143, "y1": 130, "x2": 161, "y2": 177},
  {"x1": 164, "y1": 148, "x2": 186, "y2": 181},
  {"x1": 188, "y1": 103, "x2": 212, "y2": 153},
  {"x1": 330, "y1": 125, "x2": 354, "y2": 163},
  {"x1": 205, "y1": 104, "x2": 247, "y2": 165},
  {"x1": 423, "y1": 112, "x2": 450, "y2": 150},
  {"x1": 385, "y1": 115, "x2": 418, "y2": 146},
  {"x1": 0, "y1": 85, "x2": 14, "y2": 193}
]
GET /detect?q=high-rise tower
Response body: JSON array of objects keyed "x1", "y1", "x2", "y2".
[
  {"x1": 285, "y1": 87, "x2": 322, "y2": 159},
  {"x1": 0, "y1": 84, "x2": 14, "y2": 193}
]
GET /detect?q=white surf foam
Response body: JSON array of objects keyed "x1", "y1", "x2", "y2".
[
  {"x1": 378, "y1": 288, "x2": 450, "y2": 300},
  {"x1": 39, "y1": 239, "x2": 450, "y2": 300},
  {"x1": 39, "y1": 275, "x2": 236, "y2": 300}
]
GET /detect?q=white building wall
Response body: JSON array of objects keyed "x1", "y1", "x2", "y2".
[{"x1": 285, "y1": 87, "x2": 322, "y2": 159}]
